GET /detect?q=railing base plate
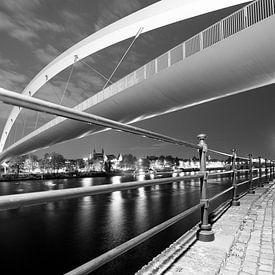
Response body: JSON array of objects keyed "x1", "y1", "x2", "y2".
[
  {"x1": 232, "y1": 200, "x2": 240, "y2": 206},
  {"x1": 197, "y1": 230, "x2": 214, "y2": 242}
]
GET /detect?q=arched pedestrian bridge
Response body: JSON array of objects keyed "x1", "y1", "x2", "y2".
[{"x1": 0, "y1": 0, "x2": 275, "y2": 163}]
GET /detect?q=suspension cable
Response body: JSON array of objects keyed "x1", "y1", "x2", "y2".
[
  {"x1": 60, "y1": 64, "x2": 75, "y2": 105},
  {"x1": 34, "y1": 111, "x2": 40, "y2": 130},
  {"x1": 102, "y1": 27, "x2": 143, "y2": 90},
  {"x1": 13, "y1": 121, "x2": 18, "y2": 144},
  {"x1": 79, "y1": 59, "x2": 112, "y2": 84},
  {"x1": 20, "y1": 113, "x2": 25, "y2": 139},
  {"x1": 50, "y1": 82, "x2": 61, "y2": 102}
]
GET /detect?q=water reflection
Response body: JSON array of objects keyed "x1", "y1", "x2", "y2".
[
  {"x1": 110, "y1": 176, "x2": 122, "y2": 184},
  {"x1": 0, "y1": 173, "x2": 232, "y2": 275},
  {"x1": 137, "y1": 174, "x2": 146, "y2": 181},
  {"x1": 80, "y1": 177, "x2": 93, "y2": 187}
]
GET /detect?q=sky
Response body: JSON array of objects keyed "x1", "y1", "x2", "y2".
[{"x1": 0, "y1": 0, "x2": 274, "y2": 161}]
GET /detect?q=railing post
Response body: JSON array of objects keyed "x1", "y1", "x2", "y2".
[
  {"x1": 269, "y1": 160, "x2": 273, "y2": 182},
  {"x1": 265, "y1": 158, "x2": 268, "y2": 184},
  {"x1": 237, "y1": 157, "x2": 240, "y2": 180},
  {"x1": 248, "y1": 154, "x2": 255, "y2": 194},
  {"x1": 232, "y1": 149, "x2": 240, "y2": 206},
  {"x1": 258, "y1": 157, "x2": 262, "y2": 187},
  {"x1": 197, "y1": 134, "x2": 214, "y2": 242}
]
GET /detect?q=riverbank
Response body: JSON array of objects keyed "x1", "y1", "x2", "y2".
[
  {"x1": 0, "y1": 170, "x2": 122, "y2": 182},
  {"x1": 137, "y1": 180, "x2": 275, "y2": 274},
  {"x1": 0, "y1": 166, "x2": 225, "y2": 182}
]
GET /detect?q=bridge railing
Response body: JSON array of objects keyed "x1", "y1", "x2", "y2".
[
  {"x1": 0, "y1": 132, "x2": 274, "y2": 274},
  {"x1": 74, "y1": 0, "x2": 275, "y2": 114},
  {"x1": 1, "y1": 0, "x2": 275, "y2": 273}
]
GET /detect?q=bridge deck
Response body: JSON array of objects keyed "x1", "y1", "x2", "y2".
[{"x1": 137, "y1": 181, "x2": 275, "y2": 274}]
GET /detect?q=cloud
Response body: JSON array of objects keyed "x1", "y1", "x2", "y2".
[
  {"x1": 94, "y1": 0, "x2": 142, "y2": 31},
  {"x1": 34, "y1": 44, "x2": 61, "y2": 65},
  {"x1": 0, "y1": 2, "x2": 64, "y2": 47},
  {"x1": 57, "y1": 10, "x2": 89, "y2": 48},
  {"x1": 0, "y1": 0, "x2": 41, "y2": 13},
  {"x1": 0, "y1": 68, "x2": 29, "y2": 92},
  {"x1": 0, "y1": 104, "x2": 12, "y2": 119},
  {"x1": 75, "y1": 70, "x2": 105, "y2": 91},
  {"x1": 0, "y1": 54, "x2": 16, "y2": 70}
]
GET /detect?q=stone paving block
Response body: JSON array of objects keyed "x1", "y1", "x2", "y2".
[
  {"x1": 259, "y1": 258, "x2": 274, "y2": 266},
  {"x1": 241, "y1": 265, "x2": 257, "y2": 274},
  {"x1": 260, "y1": 248, "x2": 273, "y2": 254},
  {"x1": 260, "y1": 253, "x2": 273, "y2": 260},
  {"x1": 259, "y1": 264, "x2": 273, "y2": 272},
  {"x1": 159, "y1": 185, "x2": 275, "y2": 275},
  {"x1": 246, "y1": 250, "x2": 259, "y2": 257},
  {"x1": 257, "y1": 271, "x2": 272, "y2": 275},
  {"x1": 245, "y1": 255, "x2": 258, "y2": 262},
  {"x1": 224, "y1": 263, "x2": 241, "y2": 271},
  {"x1": 222, "y1": 270, "x2": 239, "y2": 275}
]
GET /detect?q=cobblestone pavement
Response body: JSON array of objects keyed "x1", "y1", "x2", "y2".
[
  {"x1": 151, "y1": 182, "x2": 275, "y2": 275},
  {"x1": 219, "y1": 184, "x2": 275, "y2": 275}
]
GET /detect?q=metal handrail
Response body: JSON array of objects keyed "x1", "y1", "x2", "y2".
[
  {"x1": 64, "y1": 203, "x2": 203, "y2": 275},
  {"x1": 236, "y1": 179, "x2": 250, "y2": 187},
  {"x1": 208, "y1": 171, "x2": 233, "y2": 177},
  {"x1": 209, "y1": 186, "x2": 234, "y2": 202},
  {"x1": 1, "y1": 2, "x2": 275, "y2": 274},
  {"x1": 0, "y1": 174, "x2": 202, "y2": 211},
  {"x1": 0, "y1": 155, "x2": 273, "y2": 274},
  {"x1": 0, "y1": 89, "x2": 200, "y2": 155}
]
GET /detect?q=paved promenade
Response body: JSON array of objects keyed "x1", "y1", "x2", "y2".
[{"x1": 137, "y1": 181, "x2": 275, "y2": 275}]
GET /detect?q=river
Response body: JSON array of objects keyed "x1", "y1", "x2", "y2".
[{"x1": 0, "y1": 172, "x2": 241, "y2": 274}]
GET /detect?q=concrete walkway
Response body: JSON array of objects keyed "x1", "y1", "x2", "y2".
[{"x1": 137, "y1": 182, "x2": 275, "y2": 275}]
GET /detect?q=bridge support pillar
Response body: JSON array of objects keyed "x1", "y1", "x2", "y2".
[{"x1": 197, "y1": 134, "x2": 214, "y2": 242}]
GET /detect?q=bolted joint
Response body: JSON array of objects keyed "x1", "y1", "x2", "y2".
[
  {"x1": 203, "y1": 171, "x2": 208, "y2": 180},
  {"x1": 197, "y1": 134, "x2": 208, "y2": 152},
  {"x1": 200, "y1": 199, "x2": 210, "y2": 209}
]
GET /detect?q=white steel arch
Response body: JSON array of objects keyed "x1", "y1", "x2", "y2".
[{"x1": 0, "y1": 0, "x2": 249, "y2": 152}]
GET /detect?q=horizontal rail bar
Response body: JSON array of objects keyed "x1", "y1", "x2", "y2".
[
  {"x1": 238, "y1": 190, "x2": 248, "y2": 199},
  {"x1": 209, "y1": 186, "x2": 234, "y2": 202},
  {"x1": 210, "y1": 198, "x2": 232, "y2": 223},
  {"x1": 0, "y1": 174, "x2": 202, "y2": 211},
  {"x1": 0, "y1": 88, "x2": 200, "y2": 150},
  {"x1": 65, "y1": 203, "x2": 203, "y2": 275},
  {"x1": 208, "y1": 171, "x2": 233, "y2": 177},
  {"x1": 236, "y1": 179, "x2": 250, "y2": 187},
  {"x1": 237, "y1": 155, "x2": 249, "y2": 161},
  {"x1": 207, "y1": 148, "x2": 232, "y2": 157},
  {"x1": 135, "y1": 223, "x2": 200, "y2": 275},
  {"x1": 237, "y1": 169, "x2": 250, "y2": 172}
]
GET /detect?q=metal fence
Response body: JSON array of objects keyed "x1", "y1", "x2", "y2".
[
  {"x1": 0, "y1": 132, "x2": 274, "y2": 275},
  {"x1": 1, "y1": 0, "x2": 275, "y2": 274}
]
